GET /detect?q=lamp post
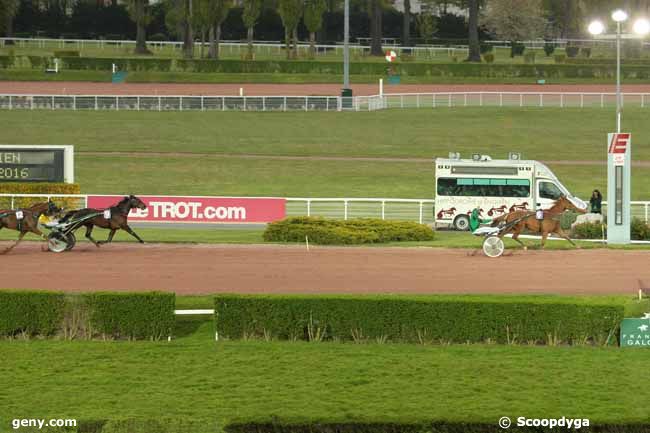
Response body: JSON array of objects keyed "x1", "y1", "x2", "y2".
[
  {"x1": 341, "y1": 0, "x2": 352, "y2": 102},
  {"x1": 588, "y1": 11, "x2": 650, "y2": 244}
]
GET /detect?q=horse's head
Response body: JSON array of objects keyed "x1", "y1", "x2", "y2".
[
  {"x1": 555, "y1": 194, "x2": 588, "y2": 214},
  {"x1": 127, "y1": 195, "x2": 147, "y2": 210}
]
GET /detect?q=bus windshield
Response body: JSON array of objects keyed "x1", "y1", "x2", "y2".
[{"x1": 437, "y1": 177, "x2": 530, "y2": 198}]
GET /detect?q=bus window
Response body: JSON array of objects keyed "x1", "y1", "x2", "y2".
[
  {"x1": 539, "y1": 181, "x2": 562, "y2": 200},
  {"x1": 437, "y1": 178, "x2": 530, "y2": 197}
]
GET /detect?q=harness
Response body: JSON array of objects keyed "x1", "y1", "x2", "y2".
[{"x1": 0, "y1": 209, "x2": 25, "y2": 231}]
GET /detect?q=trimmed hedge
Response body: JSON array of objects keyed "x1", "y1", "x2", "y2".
[
  {"x1": 571, "y1": 218, "x2": 650, "y2": 240},
  {"x1": 263, "y1": 217, "x2": 434, "y2": 245},
  {"x1": 567, "y1": 57, "x2": 650, "y2": 66},
  {"x1": 0, "y1": 291, "x2": 175, "y2": 340},
  {"x1": 86, "y1": 292, "x2": 175, "y2": 340},
  {"x1": 214, "y1": 294, "x2": 624, "y2": 345},
  {"x1": 572, "y1": 222, "x2": 605, "y2": 239},
  {"x1": 0, "y1": 291, "x2": 66, "y2": 337},
  {"x1": 0, "y1": 182, "x2": 81, "y2": 210},
  {"x1": 5, "y1": 55, "x2": 650, "y2": 79}
]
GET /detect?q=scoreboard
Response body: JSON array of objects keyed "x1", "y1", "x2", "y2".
[{"x1": 0, "y1": 145, "x2": 74, "y2": 183}]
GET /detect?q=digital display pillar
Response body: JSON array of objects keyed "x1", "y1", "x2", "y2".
[{"x1": 607, "y1": 133, "x2": 631, "y2": 244}]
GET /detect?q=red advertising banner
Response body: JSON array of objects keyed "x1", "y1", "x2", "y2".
[{"x1": 86, "y1": 195, "x2": 286, "y2": 223}]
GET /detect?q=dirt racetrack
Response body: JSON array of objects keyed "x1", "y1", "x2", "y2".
[{"x1": 1, "y1": 242, "x2": 649, "y2": 295}]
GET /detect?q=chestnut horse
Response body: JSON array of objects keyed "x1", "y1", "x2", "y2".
[
  {"x1": 0, "y1": 200, "x2": 60, "y2": 254},
  {"x1": 492, "y1": 195, "x2": 587, "y2": 249},
  {"x1": 59, "y1": 195, "x2": 147, "y2": 246}
]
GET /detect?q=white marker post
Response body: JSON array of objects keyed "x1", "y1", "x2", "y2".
[{"x1": 379, "y1": 78, "x2": 383, "y2": 96}]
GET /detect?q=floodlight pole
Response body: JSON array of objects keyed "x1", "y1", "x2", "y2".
[
  {"x1": 616, "y1": 20, "x2": 622, "y2": 133},
  {"x1": 343, "y1": 0, "x2": 350, "y2": 90}
]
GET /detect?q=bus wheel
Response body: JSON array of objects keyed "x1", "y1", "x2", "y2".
[{"x1": 453, "y1": 215, "x2": 470, "y2": 231}]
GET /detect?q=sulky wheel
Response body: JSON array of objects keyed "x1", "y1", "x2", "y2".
[
  {"x1": 482, "y1": 235, "x2": 505, "y2": 258},
  {"x1": 47, "y1": 232, "x2": 68, "y2": 253},
  {"x1": 64, "y1": 232, "x2": 76, "y2": 251}
]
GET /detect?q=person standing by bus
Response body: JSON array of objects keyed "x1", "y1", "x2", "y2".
[{"x1": 589, "y1": 190, "x2": 602, "y2": 214}]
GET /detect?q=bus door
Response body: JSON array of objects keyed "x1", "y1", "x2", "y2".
[{"x1": 536, "y1": 180, "x2": 563, "y2": 210}]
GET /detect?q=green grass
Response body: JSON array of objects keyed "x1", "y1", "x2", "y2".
[
  {"x1": 1, "y1": 108, "x2": 645, "y2": 160},
  {"x1": 3, "y1": 108, "x2": 650, "y2": 199},
  {"x1": 2, "y1": 337, "x2": 650, "y2": 431}
]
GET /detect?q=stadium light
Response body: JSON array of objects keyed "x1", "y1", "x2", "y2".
[
  {"x1": 612, "y1": 9, "x2": 628, "y2": 22},
  {"x1": 633, "y1": 18, "x2": 650, "y2": 36},
  {"x1": 588, "y1": 21, "x2": 605, "y2": 35}
]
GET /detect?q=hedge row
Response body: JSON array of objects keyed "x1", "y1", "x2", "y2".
[
  {"x1": 0, "y1": 291, "x2": 175, "y2": 340},
  {"x1": 566, "y1": 57, "x2": 650, "y2": 66},
  {"x1": 0, "y1": 291, "x2": 66, "y2": 336},
  {"x1": 0, "y1": 182, "x2": 81, "y2": 210},
  {"x1": 4, "y1": 55, "x2": 650, "y2": 78},
  {"x1": 263, "y1": 217, "x2": 434, "y2": 245},
  {"x1": 214, "y1": 294, "x2": 624, "y2": 345},
  {"x1": 571, "y1": 218, "x2": 650, "y2": 240}
]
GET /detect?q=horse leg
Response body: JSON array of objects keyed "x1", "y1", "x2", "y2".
[
  {"x1": 555, "y1": 227, "x2": 579, "y2": 248},
  {"x1": 510, "y1": 224, "x2": 528, "y2": 250},
  {"x1": 97, "y1": 229, "x2": 117, "y2": 245},
  {"x1": 84, "y1": 224, "x2": 101, "y2": 247},
  {"x1": 1, "y1": 232, "x2": 26, "y2": 254},
  {"x1": 123, "y1": 225, "x2": 145, "y2": 244}
]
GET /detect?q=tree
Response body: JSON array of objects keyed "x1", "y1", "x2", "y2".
[
  {"x1": 278, "y1": 0, "x2": 303, "y2": 59},
  {"x1": 194, "y1": 0, "x2": 210, "y2": 58},
  {"x1": 465, "y1": 0, "x2": 480, "y2": 61},
  {"x1": 483, "y1": 0, "x2": 546, "y2": 56},
  {"x1": 242, "y1": 0, "x2": 262, "y2": 59},
  {"x1": 402, "y1": 0, "x2": 410, "y2": 46},
  {"x1": 127, "y1": 0, "x2": 152, "y2": 54},
  {"x1": 207, "y1": 0, "x2": 232, "y2": 59},
  {"x1": 368, "y1": 0, "x2": 384, "y2": 56},
  {"x1": 303, "y1": 0, "x2": 327, "y2": 57},
  {"x1": 0, "y1": 0, "x2": 20, "y2": 40},
  {"x1": 165, "y1": 0, "x2": 194, "y2": 58},
  {"x1": 415, "y1": 1, "x2": 437, "y2": 43}
]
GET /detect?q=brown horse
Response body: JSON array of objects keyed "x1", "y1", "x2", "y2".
[
  {"x1": 0, "y1": 200, "x2": 60, "y2": 254},
  {"x1": 492, "y1": 195, "x2": 587, "y2": 249},
  {"x1": 59, "y1": 195, "x2": 147, "y2": 247}
]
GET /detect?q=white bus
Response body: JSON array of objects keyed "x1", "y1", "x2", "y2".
[{"x1": 435, "y1": 153, "x2": 587, "y2": 230}]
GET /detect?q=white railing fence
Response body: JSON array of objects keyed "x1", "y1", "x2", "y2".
[
  {"x1": 0, "y1": 94, "x2": 347, "y2": 112},
  {"x1": 359, "y1": 92, "x2": 650, "y2": 111},
  {"x1": 0, "y1": 194, "x2": 436, "y2": 224},
  {"x1": 0, "y1": 37, "x2": 467, "y2": 59},
  {"x1": 3, "y1": 92, "x2": 650, "y2": 112},
  {"x1": 2, "y1": 194, "x2": 650, "y2": 225},
  {"x1": 3, "y1": 37, "x2": 649, "y2": 56}
]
